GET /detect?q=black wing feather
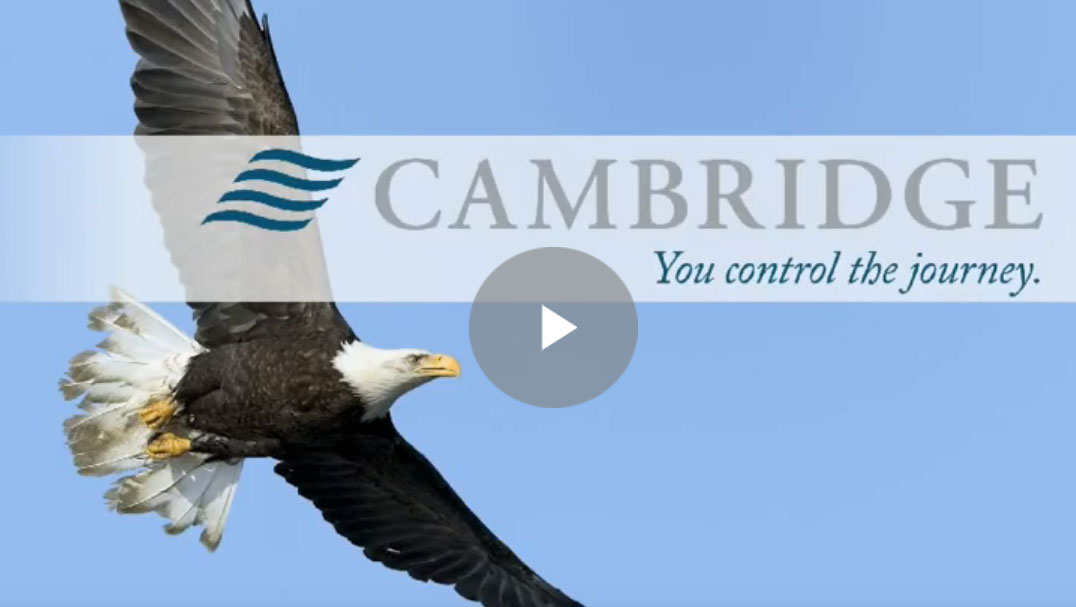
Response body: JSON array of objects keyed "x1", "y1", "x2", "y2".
[
  {"x1": 189, "y1": 302, "x2": 354, "y2": 348},
  {"x1": 275, "y1": 419, "x2": 584, "y2": 607},
  {"x1": 119, "y1": 0, "x2": 299, "y2": 135}
]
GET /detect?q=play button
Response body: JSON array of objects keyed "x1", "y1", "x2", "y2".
[
  {"x1": 470, "y1": 247, "x2": 637, "y2": 408},
  {"x1": 541, "y1": 305, "x2": 576, "y2": 350}
]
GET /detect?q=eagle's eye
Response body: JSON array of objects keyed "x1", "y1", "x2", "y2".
[{"x1": 406, "y1": 353, "x2": 423, "y2": 365}]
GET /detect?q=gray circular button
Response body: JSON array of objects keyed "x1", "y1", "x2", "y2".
[{"x1": 469, "y1": 247, "x2": 637, "y2": 408}]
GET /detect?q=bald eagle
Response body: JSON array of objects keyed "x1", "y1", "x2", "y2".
[{"x1": 58, "y1": 2, "x2": 583, "y2": 606}]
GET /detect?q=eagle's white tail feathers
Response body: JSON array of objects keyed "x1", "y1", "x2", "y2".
[
  {"x1": 61, "y1": 288, "x2": 244, "y2": 551},
  {"x1": 105, "y1": 454, "x2": 244, "y2": 551}
]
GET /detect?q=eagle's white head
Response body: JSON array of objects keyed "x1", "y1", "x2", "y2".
[{"x1": 333, "y1": 341, "x2": 461, "y2": 420}]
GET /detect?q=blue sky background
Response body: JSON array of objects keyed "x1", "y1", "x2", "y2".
[{"x1": 2, "y1": 1, "x2": 1076, "y2": 606}]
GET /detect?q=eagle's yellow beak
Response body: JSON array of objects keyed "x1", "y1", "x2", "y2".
[{"x1": 416, "y1": 354, "x2": 461, "y2": 378}]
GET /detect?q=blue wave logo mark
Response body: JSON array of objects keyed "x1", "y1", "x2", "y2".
[{"x1": 202, "y1": 149, "x2": 359, "y2": 232}]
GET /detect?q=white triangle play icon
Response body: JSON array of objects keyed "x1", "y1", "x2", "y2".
[{"x1": 541, "y1": 305, "x2": 577, "y2": 350}]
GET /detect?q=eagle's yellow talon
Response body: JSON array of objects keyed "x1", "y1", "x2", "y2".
[
  {"x1": 146, "y1": 433, "x2": 191, "y2": 460},
  {"x1": 139, "y1": 398, "x2": 176, "y2": 430}
]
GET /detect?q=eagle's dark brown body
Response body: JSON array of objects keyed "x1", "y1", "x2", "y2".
[{"x1": 176, "y1": 339, "x2": 361, "y2": 449}]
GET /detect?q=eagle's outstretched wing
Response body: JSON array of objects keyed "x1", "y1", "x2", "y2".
[
  {"x1": 275, "y1": 418, "x2": 584, "y2": 607},
  {"x1": 119, "y1": 0, "x2": 347, "y2": 345},
  {"x1": 120, "y1": 0, "x2": 298, "y2": 135}
]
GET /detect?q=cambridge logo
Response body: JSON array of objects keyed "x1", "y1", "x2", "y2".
[{"x1": 202, "y1": 148, "x2": 359, "y2": 232}]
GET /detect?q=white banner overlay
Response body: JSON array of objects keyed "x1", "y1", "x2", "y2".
[{"x1": 0, "y1": 136, "x2": 1067, "y2": 302}]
